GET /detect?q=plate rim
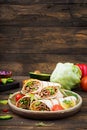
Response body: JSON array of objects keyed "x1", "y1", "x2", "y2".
[{"x1": 8, "y1": 90, "x2": 82, "y2": 119}]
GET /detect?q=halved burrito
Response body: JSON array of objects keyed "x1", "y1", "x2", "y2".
[
  {"x1": 39, "y1": 86, "x2": 63, "y2": 99},
  {"x1": 21, "y1": 79, "x2": 42, "y2": 95},
  {"x1": 16, "y1": 96, "x2": 31, "y2": 109},
  {"x1": 16, "y1": 94, "x2": 37, "y2": 109},
  {"x1": 59, "y1": 96, "x2": 77, "y2": 110},
  {"x1": 30, "y1": 100, "x2": 50, "y2": 111},
  {"x1": 30, "y1": 99, "x2": 59, "y2": 111}
]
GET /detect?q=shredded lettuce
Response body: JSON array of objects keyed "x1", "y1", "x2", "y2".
[{"x1": 50, "y1": 63, "x2": 82, "y2": 90}]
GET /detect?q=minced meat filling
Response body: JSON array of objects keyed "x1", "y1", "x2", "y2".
[
  {"x1": 25, "y1": 81, "x2": 40, "y2": 93},
  {"x1": 32, "y1": 101, "x2": 50, "y2": 111},
  {"x1": 39, "y1": 86, "x2": 58, "y2": 98},
  {"x1": 17, "y1": 97, "x2": 30, "y2": 109}
]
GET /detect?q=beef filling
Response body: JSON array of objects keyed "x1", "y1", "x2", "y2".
[{"x1": 39, "y1": 86, "x2": 58, "y2": 98}]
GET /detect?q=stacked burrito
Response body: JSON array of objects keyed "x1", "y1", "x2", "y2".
[{"x1": 16, "y1": 79, "x2": 77, "y2": 111}]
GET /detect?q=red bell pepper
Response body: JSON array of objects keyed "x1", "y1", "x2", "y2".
[{"x1": 76, "y1": 64, "x2": 87, "y2": 78}]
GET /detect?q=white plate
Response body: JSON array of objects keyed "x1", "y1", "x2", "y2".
[{"x1": 8, "y1": 91, "x2": 82, "y2": 120}]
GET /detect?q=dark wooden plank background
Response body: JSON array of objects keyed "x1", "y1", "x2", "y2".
[{"x1": 0, "y1": 0, "x2": 87, "y2": 76}]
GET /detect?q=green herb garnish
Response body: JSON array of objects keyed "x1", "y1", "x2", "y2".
[
  {"x1": 35, "y1": 122, "x2": 54, "y2": 127},
  {"x1": 28, "y1": 93, "x2": 35, "y2": 102},
  {"x1": 47, "y1": 87, "x2": 55, "y2": 95},
  {"x1": 20, "y1": 99, "x2": 28, "y2": 105},
  {"x1": 63, "y1": 100, "x2": 74, "y2": 107},
  {"x1": 26, "y1": 81, "x2": 33, "y2": 87},
  {"x1": 35, "y1": 101, "x2": 41, "y2": 106}
]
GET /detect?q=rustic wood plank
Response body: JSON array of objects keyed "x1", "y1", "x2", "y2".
[
  {"x1": 0, "y1": 0, "x2": 69, "y2": 5},
  {"x1": 0, "y1": 0, "x2": 87, "y2": 5},
  {"x1": 0, "y1": 126, "x2": 86, "y2": 130},
  {"x1": 0, "y1": 54, "x2": 87, "y2": 64},
  {"x1": 0, "y1": 4, "x2": 87, "y2": 27},
  {"x1": 0, "y1": 54, "x2": 87, "y2": 75},
  {"x1": 0, "y1": 2, "x2": 87, "y2": 76},
  {"x1": 0, "y1": 27, "x2": 87, "y2": 54}
]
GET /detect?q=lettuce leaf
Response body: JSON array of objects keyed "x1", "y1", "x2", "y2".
[{"x1": 50, "y1": 63, "x2": 82, "y2": 90}]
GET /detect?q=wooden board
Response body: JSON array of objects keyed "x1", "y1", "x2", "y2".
[{"x1": 0, "y1": 1, "x2": 87, "y2": 76}]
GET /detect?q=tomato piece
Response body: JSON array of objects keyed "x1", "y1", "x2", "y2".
[
  {"x1": 76, "y1": 64, "x2": 87, "y2": 78},
  {"x1": 51, "y1": 104, "x2": 64, "y2": 111},
  {"x1": 80, "y1": 76, "x2": 87, "y2": 91},
  {"x1": 2, "y1": 108, "x2": 9, "y2": 112},
  {"x1": 15, "y1": 93, "x2": 24, "y2": 101}
]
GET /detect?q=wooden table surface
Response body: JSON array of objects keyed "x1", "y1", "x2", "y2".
[{"x1": 0, "y1": 76, "x2": 87, "y2": 130}]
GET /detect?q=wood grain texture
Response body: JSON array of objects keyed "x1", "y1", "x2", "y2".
[
  {"x1": 0, "y1": 0, "x2": 87, "y2": 4},
  {"x1": 0, "y1": 4, "x2": 87, "y2": 27},
  {"x1": 0, "y1": 54, "x2": 87, "y2": 76},
  {"x1": 0, "y1": 27, "x2": 87, "y2": 54},
  {"x1": 0, "y1": 1, "x2": 87, "y2": 75}
]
